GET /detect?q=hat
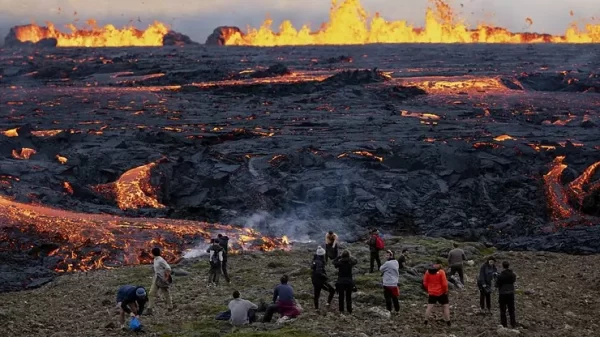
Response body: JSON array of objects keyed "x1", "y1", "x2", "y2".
[
  {"x1": 316, "y1": 246, "x2": 326, "y2": 256},
  {"x1": 136, "y1": 287, "x2": 146, "y2": 298}
]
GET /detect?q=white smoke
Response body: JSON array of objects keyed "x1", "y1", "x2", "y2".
[{"x1": 182, "y1": 242, "x2": 210, "y2": 259}]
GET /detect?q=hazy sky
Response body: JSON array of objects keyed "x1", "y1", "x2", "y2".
[{"x1": 0, "y1": 0, "x2": 598, "y2": 43}]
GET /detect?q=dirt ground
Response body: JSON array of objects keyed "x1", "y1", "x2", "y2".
[{"x1": 1, "y1": 236, "x2": 599, "y2": 337}]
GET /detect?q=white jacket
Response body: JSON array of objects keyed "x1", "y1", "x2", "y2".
[{"x1": 380, "y1": 260, "x2": 399, "y2": 287}]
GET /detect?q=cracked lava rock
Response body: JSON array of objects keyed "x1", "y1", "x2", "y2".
[{"x1": 1, "y1": 44, "x2": 600, "y2": 291}]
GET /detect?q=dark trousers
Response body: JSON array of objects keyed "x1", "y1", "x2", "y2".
[
  {"x1": 222, "y1": 259, "x2": 231, "y2": 283},
  {"x1": 208, "y1": 264, "x2": 221, "y2": 284},
  {"x1": 262, "y1": 303, "x2": 279, "y2": 322},
  {"x1": 369, "y1": 251, "x2": 381, "y2": 273},
  {"x1": 449, "y1": 265, "x2": 464, "y2": 284},
  {"x1": 337, "y1": 284, "x2": 353, "y2": 313},
  {"x1": 383, "y1": 287, "x2": 400, "y2": 312},
  {"x1": 499, "y1": 293, "x2": 516, "y2": 328},
  {"x1": 313, "y1": 280, "x2": 335, "y2": 309},
  {"x1": 248, "y1": 309, "x2": 257, "y2": 323},
  {"x1": 480, "y1": 289, "x2": 491, "y2": 310}
]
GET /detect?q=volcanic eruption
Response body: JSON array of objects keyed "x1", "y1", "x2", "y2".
[{"x1": 207, "y1": 0, "x2": 600, "y2": 46}]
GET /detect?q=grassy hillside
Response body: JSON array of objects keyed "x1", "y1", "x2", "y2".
[{"x1": 1, "y1": 236, "x2": 599, "y2": 337}]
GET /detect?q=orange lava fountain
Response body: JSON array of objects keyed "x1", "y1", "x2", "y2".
[
  {"x1": 13, "y1": 19, "x2": 169, "y2": 47},
  {"x1": 224, "y1": 0, "x2": 600, "y2": 46}
]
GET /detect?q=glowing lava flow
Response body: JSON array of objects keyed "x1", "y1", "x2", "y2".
[
  {"x1": 543, "y1": 156, "x2": 600, "y2": 225},
  {"x1": 92, "y1": 161, "x2": 165, "y2": 210},
  {"x1": 0, "y1": 195, "x2": 289, "y2": 272},
  {"x1": 13, "y1": 20, "x2": 169, "y2": 47},
  {"x1": 224, "y1": 0, "x2": 600, "y2": 46}
]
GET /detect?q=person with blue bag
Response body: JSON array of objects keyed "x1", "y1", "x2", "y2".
[{"x1": 116, "y1": 285, "x2": 147, "y2": 330}]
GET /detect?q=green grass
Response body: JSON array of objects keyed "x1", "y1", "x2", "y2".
[{"x1": 225, "y1": 327, "x2": 322, "y2": 337}]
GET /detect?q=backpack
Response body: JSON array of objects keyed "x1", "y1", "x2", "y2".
[
  {"x1": 375, "y1": 236, "x2": 385, "y2": 250},
  {"x1": 209, "y1": 248, "x2": 221, "y2": 266}
]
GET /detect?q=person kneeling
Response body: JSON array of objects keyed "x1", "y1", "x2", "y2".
[
  {"x1": 262, "y1": 275, "x2": 301, "y2": 322},
  {"x1": 228, "y1": 290, "x2": 258, "y2": 326},
  {"x1": 116, "y1": 285, "x2": 147, "y2": 330}
]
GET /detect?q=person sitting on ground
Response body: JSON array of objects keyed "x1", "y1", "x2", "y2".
[
  {"x1": 228, "y1": 290, "x2": 258, "y2": 326},
  {"x1": 217, "y1": 234, "x2": 231, "y2": 284},
  {"x1": 146, "y1": 247, "x2": 173, "y2": 315},
  {"x1": 325, "y1": 231, "x2": 339, "y2": 263},
  {"x1": 311, "y1": 246, "x2": 335, "y2": 310},
  {"x1": 398, "y1": 248, "x2": 409, "y2": 269},
  {"x1": 333, "y1": 250, "x2": 358, "y2": 314},
  {"x1": 206, "y1": 239, "x2": 224, "y2": 286},
  {"x1": 262, "y1": 275, "x2": 300, "y2": 322},
  {"x1": 367, "y1": 229, "x2": 384, "y2": 273},
  {"x1": 423, "y1": 264, "x2": 451, "y2": 327},
  {"x1": 477, "y1": 257, "x2": 498, "y2": 314},
  {"x1": 496, "y1": 261, "x2": 518, "y2": 328},
  {"x1": 380, "y1": 250, "x2": 400, "y2": 314},
  {"x1": 447, "y1": 242, "x2": 467, "y2": 285},
  {"x1": 116, "y1": 285, "x2": 147, "y2": 330}
]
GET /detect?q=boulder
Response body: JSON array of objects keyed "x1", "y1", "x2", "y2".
[{"x1": 205, "y1": 26, "x2": 243, "y2": 46}]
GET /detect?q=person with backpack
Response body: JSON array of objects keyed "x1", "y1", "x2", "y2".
[
  {"x1": 206, "y1": 239, "x2": 224, "y2": 286},
  {"x1": 325, "y1": 231, "x2": 339, "y2": 263},
  {"x1": 333, "y1": 250, "x2": 358, "y2": 314},
  {"x1": 217, "y1": 234, "x2": 231, "y2": 283},
  {"x1": 447, "y1": 242, "x2": 467, "y2": 285},
  {"x1": 311, "y1": 246, "x2": 335, "y2": 310},
  {"x1": 496, "y1": 261, "x2": 518, "y2": 328},
  {"x1": 423, "y1": 264, "x2": 451, "y2": 327},
  {"x1": 116, "y1": 285, "x2": 147, "y2": 330},
  {"x1": 380, "y1": 250, "x2": 400, "y2": 314},
  {"x1": 367, "y1": 229, "x2": 384, "y2": 273},
  {"x1": 146, "y1": 247, "x2": 173, "y2": 314},
  {"x1": 477, "y1": 257, "x2": 498, "y2": 314}
]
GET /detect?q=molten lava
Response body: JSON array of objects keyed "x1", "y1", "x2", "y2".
[
  {"x1": 3, "y1": 128, "x2": 19, "y2": 137},
  {"x1": 12, "y1": 148, "x2": 37, "y2": 160},
  {"x1": 13, "y1": 20, "x2": 169, "y2": 47},
  {"x1": 224, "y1": 0, "x2": 600, "y2": 46},
  {"x1": 92, "y1": 160, "x2": 165, "y2": 210},
  {"x1": 543, "y1": 156, "x2": 600, "y2": 225},
  {"x1": 0, "y1": 195, "x2": 289, "y2": 272},
  {"x1": 56, "y1": 155, "x2": 68, "y2": 164}
]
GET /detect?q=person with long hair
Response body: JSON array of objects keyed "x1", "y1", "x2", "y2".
[{"x1": 333, "y1": 250, "x2": 358, "y2": 314}]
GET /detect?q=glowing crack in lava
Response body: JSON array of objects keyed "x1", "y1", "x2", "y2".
[
  {"x1": 13, "y1": 19, "x2": 169, "y2": 47},
  {"x1": 224, "y1": 0, "x2": 600, "y2": 46},
  {"x1": 92, "y1": 160, "x2": 165, "y2": 210},
  {"x1": 543, "y1": 156, "x2": 600, "y2": 226},
  {"x1": 0, "y1": 195, "x2": 289, "y2": 272}
]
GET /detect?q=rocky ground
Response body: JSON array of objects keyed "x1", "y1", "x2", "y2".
[
  {"x1": 1, "y1": 236, "x2": 599, "y2": 337},
  {"x1": 0, "y1": 44, "x2": 600, "y2": 291}
]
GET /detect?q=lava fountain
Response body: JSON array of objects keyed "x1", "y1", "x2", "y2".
[{"x1": 222, "y1": 0, "x2": 600, "y2": 46}]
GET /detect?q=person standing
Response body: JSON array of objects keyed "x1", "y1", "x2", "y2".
[
  {"x1": 477, "y1": 257, "x2": 498, "y2": 314},
  {"x1": 496, "y1": 261, "x2": 517, "y2": 328},
  {"x1": 423, "y1": 264, "x2": 451, "y2": 326},
  {"x1": 217, "y1": 234, "x2": 231, "y2": 283},
  {"x1": 333, "y1": 250, "x2": 358, "y2": 314},
  {"x1": 325, "y1": 231, "x2": 339, "y2": 263},
  {"x1": 447, "y1": 243, "x2": 467, "y2": 285},
  {"x1": 311, "y1": 247, "x2": 335, "y2": 309},
  {"x1": 380, "y1": 250, "x2": 400, "y2": 314},
  {"x1": 228, "y1": 290, "x2": 259, "y2": 326},
  {"x1": 367, "y1": 229, "x2": 384, "y2": 273},
  {"x1": 207, "y1": 239, "x2": 224, "y2": 286},
  {"x1": 146, "y1": 248, "x2": 173, "y2": 314}
]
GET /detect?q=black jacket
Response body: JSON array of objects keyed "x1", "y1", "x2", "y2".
[
  {"x1": 333, "y1": 256, "x2": 358, "y2": 285},
  {"x1": 478, "y1": 263, "x2": 497, "y2": 288},
  {"x1": 218, "y1": 236, "x2": 229, "y2": 257},
  {"x1": 311, "y1": 255, "x2": 328, "y2": 282},
  {"x1": 495, "y1": 269, "x2": 517, "y2": 295}
]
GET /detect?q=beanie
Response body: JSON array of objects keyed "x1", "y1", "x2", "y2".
[
  {"x1": 316, "y1": 246, "x2": 326, "y2": 256},
  {"x1": 136, "y1": 287, "x2": 146, "y2": 298}
]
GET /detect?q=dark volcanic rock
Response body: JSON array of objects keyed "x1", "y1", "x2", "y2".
[
  {"x1": 4, "y1": 25, "x2": 57, "y2": 48},
  {"x1": 249, "y1": 64, "x2": 291, "y2": 78},
  {"x1": 205, "y1": 26, "x2": 243, "y2": 46},
  {"x1": 162, "y1": 31, "x2": 199, "y2": 46}
]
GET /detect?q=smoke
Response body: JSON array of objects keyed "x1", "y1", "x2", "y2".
[{"x1": 182, "y1": 242, "x2": 210, "y2": 259}]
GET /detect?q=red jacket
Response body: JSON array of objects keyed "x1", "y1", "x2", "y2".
[{"x1": 423, "y1": 269, "x2": 448, "y2": 296}]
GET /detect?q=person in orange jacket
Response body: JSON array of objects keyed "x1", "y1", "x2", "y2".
[{"x1": 423, "y1": 264, "x2": 451, "y2": 326}]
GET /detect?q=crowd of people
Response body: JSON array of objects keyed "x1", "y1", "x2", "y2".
[{"x1": 115, "y1": 229, "x2": 518, "y2": 331}]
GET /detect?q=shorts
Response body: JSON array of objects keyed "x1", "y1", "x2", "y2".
[{"x1": 428, "y1": 294, "x2": 449, "y2": 305}]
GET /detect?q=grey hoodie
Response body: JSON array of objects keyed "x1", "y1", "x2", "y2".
[{"x1": 380, "y1": 259, "x2": 399, "y2": 287}]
